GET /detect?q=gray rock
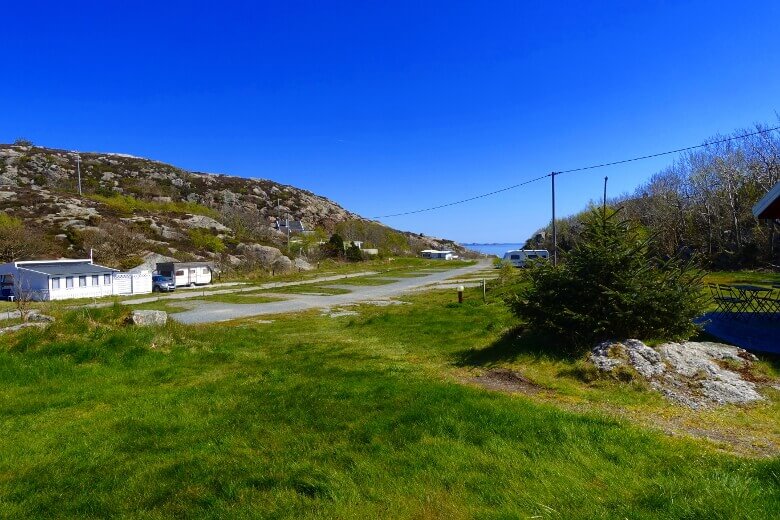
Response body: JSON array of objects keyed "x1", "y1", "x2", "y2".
[
  {"x1": 591, "y1": 339, "x2": 764, "y2": 409},
  {"x1": 294, "y1": 257, "x2": 314, "y2": 271},
  {"x1": 0, "y1": 322, "x2": 48, "y2": 335},
  {"x1": 130, "y1": 310, "x2": 168, "y2": 326},
  {"x1": 174, "y1": 214, "x2": 230, "y2": 233}
]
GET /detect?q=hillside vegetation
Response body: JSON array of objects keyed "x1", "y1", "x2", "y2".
[
  {"x1": 528, "y1": 122, "x2": 780, "y2": 269},
  {"x1": 0, "y1": 143, "x2": 465, "y2": 270}
]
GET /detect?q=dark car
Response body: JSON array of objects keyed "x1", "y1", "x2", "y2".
[{"x1": 152, "y1": 275, "x2": 176, "y2": 292}]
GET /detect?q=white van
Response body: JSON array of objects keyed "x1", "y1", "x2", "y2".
[{"x1": 502, "y1": 249, "x2": 549, "y2": 268}]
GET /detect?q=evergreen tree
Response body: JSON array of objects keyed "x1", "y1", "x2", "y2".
[{"x1": 508, "y1": 207, "x2": 706, "y2": 350}]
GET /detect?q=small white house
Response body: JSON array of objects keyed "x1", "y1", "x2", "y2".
[
  {"x1": 502, "y1": 249, "x2": 549, "y2": 268},
  {"x1": 420, "y1": 249, "x2": 458, "y2": 260},
  {"x1": 0, "y1": 259, "x2": 153, "y2": 301},
  {"x1": 0, "y1": 259, "x2": 117, "y2": 301}
]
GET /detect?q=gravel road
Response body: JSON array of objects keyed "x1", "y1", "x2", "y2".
[{"x1": 171, "y1": 260, "x2": 492, "y2": 324}]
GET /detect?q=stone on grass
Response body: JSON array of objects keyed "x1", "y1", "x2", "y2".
[
  {"x1": 591, "y1": 339, "x2": 763, "y2": 409},
  {"x1": 131, "y1": 310, "x2": 168, "y2": 326}
]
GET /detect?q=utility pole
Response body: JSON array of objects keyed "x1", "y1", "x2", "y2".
[
  {"x1": 76, "y1": 154, "x2": 82, "y2": 196},
  {"x1": 603, "y1": 176, "x2": 608, "y2": 216},
  {"x1": 551, "y1": 171, "x2": 557, "y2": 266}
]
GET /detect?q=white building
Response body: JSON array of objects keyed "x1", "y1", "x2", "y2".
[
  {"x1": 420, "y1": 249, "x2": 458, "y2": 260},
  {"x1": 0, "y1": 259, "x2": 152, "y2": 301}
]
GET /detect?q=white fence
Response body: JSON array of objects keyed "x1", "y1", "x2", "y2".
[{"x1": 113, "y1": 272, "x2": 152, "y2": 296}]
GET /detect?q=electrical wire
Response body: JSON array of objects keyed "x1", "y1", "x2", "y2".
[
  {"x1": 372, "y1": 125, "x2": 780, "y2": 219},
  {"x1": 372, "y1": 173, "x2": 550, "y2": 218}
]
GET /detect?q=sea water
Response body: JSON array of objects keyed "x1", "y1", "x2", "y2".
[{"x1": 461, "y1": 243, "x2": 524, "y2": 258}]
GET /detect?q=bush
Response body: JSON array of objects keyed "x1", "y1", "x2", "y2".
[
  {"x1": 189, "y1": 229, "x2": 225, "y2": 253},
  {"x1": 345, "y1": 242, "x2": 363, "y2": 262},
  {"x1": 507, "y1": 208, "x2": 706, "y2": 350}
]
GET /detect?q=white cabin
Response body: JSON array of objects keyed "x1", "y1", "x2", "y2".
[
  {"x1": 156, "y1": 262, "x2": 213, "y2": 287},
  {"x1": 502, "y1": 249, "x2": 549, "y2": 267},
  {"x1": 0, "y1": 259, "x2": 151, "y2": 301},
  {"x1": 420, "y1": 249, "x2": 458, "y2": 260}
]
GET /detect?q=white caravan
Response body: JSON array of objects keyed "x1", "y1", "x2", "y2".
[
  {"x1": 502, "y1": 249, "x2": 549, "y2": 268},
  {"x1": 156, "y1": 262, "x2": 213, "y2": 287}
]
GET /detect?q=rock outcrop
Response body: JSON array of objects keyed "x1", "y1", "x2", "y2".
[
  {"x1": 0, "y1": 143, "x2": 473, "y2": 268},
  {"x1": 591, "y1": 339, "x2": 764, "y2": 409}
]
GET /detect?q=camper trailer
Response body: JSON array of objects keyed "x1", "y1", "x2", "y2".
[
  {"x1": 502, "y1": 249, "x2": 549, "y2": 268},
  {"x1": 156, "y1": 262, "x2": 213, "y2": 287}
]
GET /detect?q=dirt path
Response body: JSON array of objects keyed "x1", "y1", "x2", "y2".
[{"x1": 171, "y1": 261, "x2": 492, "y2": 324}]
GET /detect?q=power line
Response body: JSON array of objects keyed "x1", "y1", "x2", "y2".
[
  {"x1": 557, "y1": 125, "x2": 780, "y2": 175},
  {"x1": 373, "y1": 124, "x2": 780, "y2": 219},
  {"x1": 372, "y1": 173, "x2": 550, "y2": 218}
]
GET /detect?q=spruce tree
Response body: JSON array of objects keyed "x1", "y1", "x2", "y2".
[{"x1": 509, "y1": 207, "x2": 705, "y2": 350}]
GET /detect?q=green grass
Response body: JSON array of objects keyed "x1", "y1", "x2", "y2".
[
  {"x1": 324, "y1": 277, "x2": 397, "y2": 286},
  {"x1": 253, "y1": 284, "x2": 352, "y2": 295},
  {"x1": 705, "y1": 271, "x2": 780, "y2": 286},
  {"x1": 87, "y1": 193, "x2": 220, "y2": 218},
  {"x1": 189, "y1": 293, "x2": 285, "y2": 304},
  {"x1": 0, "y1": 284, "x2": 778, "y2": 517}
]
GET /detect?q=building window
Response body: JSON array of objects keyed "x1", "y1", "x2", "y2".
[
  {"x1": 51, "y1": 277, "x2": 60, "y2": 289},
  {"x1": 92, "y1": 275, "x2": 100, "y2": 286},
  {"x1": 79, "y1": 276, "x2": 87, "y2": 287},
  {"x1": 104, "y1": 274, "x2": 111, "y2": 285},
  {"x1": 66, "y1": 277, "x2": 74, "y2": 288}
]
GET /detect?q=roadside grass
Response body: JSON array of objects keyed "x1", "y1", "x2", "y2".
[
  {"x1": 0, "y1": 283, "x2": 779, "y2": 517},
  {"x1": 252, "y1": 285, "x2": 352, "y2": 295},
  {"x1": 324, "y1": 277, "x2": 397, "y2": 286},
  {"x1": 185, "y1": 293, "x2": 285, "y2": 305}
]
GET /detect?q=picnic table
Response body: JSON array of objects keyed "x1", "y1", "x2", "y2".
[{"x1": 728, "y1": 284, "x2": 779, "y2": 320}]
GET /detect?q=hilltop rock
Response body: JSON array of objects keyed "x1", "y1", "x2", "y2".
[{"x1": 591, "y1": 339, "x2": 763, "y2": 409}]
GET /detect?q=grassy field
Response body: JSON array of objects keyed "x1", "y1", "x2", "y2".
[{"x1": 0, "y1": 273, "x2": 778, "y2": 518}]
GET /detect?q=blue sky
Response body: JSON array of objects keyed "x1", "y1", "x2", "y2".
[{"x1": 2, "y1": 1, "x2": 779, "y2": 243}]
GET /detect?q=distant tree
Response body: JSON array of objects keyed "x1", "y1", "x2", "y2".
[
  {"x1": 322, "y1": 233, "x2": 345, "y2": 258},
  {"x1": 345, "y1": 242, "x2": 363, "y2": 262},
  {"x1": 81, "y1": 222, "x2": 148, "y2": 269},
  {"x1": 0, "y1": 213, "x2": 54, "y2": 262},
  {"x1": 508, "y1": 207, "x2": 706, "y2": 351},
  {"x1": 13, "y1": 138, "x2": 33, "y2": 147}
]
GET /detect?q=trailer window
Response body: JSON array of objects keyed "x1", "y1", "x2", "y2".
[
  {"x1": 51, "y1": 277, "x2": 60, "y2": 289},
  {"x1": 202, "y1": 268, "x2": 209, "y2": 274},
  {"x1": 176, "y1": 270, "x2": 185, "y2": 276},
  {"x1": 510, "y1": 255, "x2": 520, "y2": 260},
  {"x1": 527, "y1": 254, "x2": 537, "y2": 259}
]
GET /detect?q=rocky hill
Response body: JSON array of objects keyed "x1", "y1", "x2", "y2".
[{"x1": 0, "y1": 143, "x2": 466, "y2": 271}]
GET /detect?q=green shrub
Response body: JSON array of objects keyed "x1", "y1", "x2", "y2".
[
  {"x1": 345, "y1": 242, "x2": 363, "y2": 262},
  {"x1": 507, "y1": 208, "x2": 706, "y2": 351},
  {"x1": 88, "y1": 193, "x2": 218, "y2": 218},
  {"x1": 189, "y1": 229, "x2": 225, "y2": 253}
]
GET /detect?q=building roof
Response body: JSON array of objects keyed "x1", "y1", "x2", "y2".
[
  {"x1": 16, "y1": 260, "x2": 118, "y2": 277},
  {"x1": 275, "y1": 219, "x2": 305, "y2": 233},
  {"x1": 753, "y1": 181, "x2": 780, "y2": 219},
  {"x1": 420, "y1": 249, "x2": 454, "y2": 254}
]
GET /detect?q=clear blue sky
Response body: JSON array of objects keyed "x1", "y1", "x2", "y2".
[{"x1": 2, "y1": 1, "x2": 779, "y2": 243}]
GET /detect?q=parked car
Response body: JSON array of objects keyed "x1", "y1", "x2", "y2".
[{"x1": 152, "y1": 275, "x2": 176, "y2": 292}]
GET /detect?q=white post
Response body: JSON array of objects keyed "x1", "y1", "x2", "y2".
[{"x1": 76, "y1": 154, "x2": 82, "y2": 196}]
